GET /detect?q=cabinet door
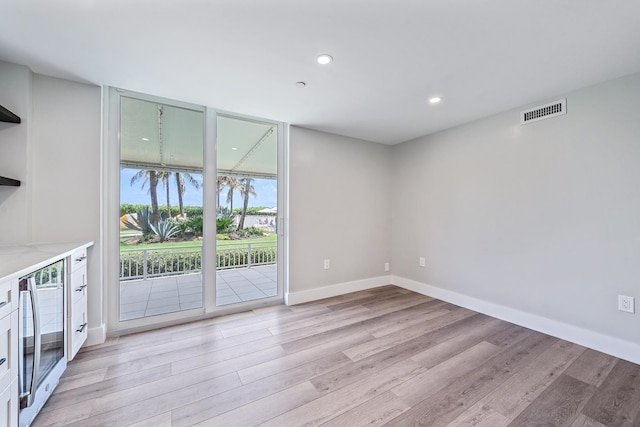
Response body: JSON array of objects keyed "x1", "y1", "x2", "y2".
[
  {"x1": 0, "y1": 279, "x2": 17, "y2": 320},
  {"x1": 69, "y1": 298, "x2": 88, "y2": 360},
  {"x1": 71, "y1": 247, "x2": 88, "y2": 272},
  {"x1": 0, "y1": 311, "x2": 18, "y2": 393},
  {"x1": 70, "y1": 269, "x2": 87, "y2": 306},
  {"x1": 68, "y1": 249, "x2": 89, "y2": 360},
  {"x1": 0, "y1": 379, "x2": 18, "y2": 427}
]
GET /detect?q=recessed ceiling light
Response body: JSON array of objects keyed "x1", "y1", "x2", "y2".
[
  {"x1": 296, "y1": 81, "x2": 306, "y2": 88},
  {"x1": 429, "y1": 97, "x2": 442, "y2": 104},
  {"x1": 231, "y1": 147, "x2": 238, "y2": 150},
  {"x1": 317, "y1": 54, "x2": 333, "y2": 65}
]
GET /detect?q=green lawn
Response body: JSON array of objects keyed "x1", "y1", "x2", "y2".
[{"x1": 120, "y1": 233, "x2": 276, "y2": 251}]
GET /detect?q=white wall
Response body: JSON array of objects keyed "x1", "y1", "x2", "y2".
[
  {"x1": 391, "y1": 72, "x2": 640, "y2": 360},
  {"x1": 288, "y1": 126, "x2": 392, "y2": 302},
  {"x1": 31, "y1": 74, "x2": 103, "y2": 341},
  {"x1": 31, "y1": 74, "x2": 101, "y2": 243},
  {"x1": 0, "y1": 61, "x2": 32, "y2": 243}
]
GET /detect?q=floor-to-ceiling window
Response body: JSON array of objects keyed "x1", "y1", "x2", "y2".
[
  {"x1": 106, "y1": 88, "x2": 285, "y2": 331},
  {"x1": 216, "y1": 114, "x2": 279, "y2": 306},
  {"x1": 118, "y1": 95, "x2": 205, "y2": 321}
]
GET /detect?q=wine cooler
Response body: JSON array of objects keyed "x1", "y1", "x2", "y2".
[{"x1": 18, "y1": 260, "x2": 67, "y2": 427}]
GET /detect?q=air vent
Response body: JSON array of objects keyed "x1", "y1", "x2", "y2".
[{"x1": 520, "y1": 98, "x2": 566, "y2": 125}]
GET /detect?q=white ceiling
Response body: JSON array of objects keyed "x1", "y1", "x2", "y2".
[
  {"x1": 121, "y1": 96, "x2": 277, "y2": 176},
  {"x1": 216, "y1": 115, "x2": 277, "y2": 177},
  {"x1": 1, "y1": 0, "x2": 639, "y2": 145},
  {"x1": 121, "y1": 96, "x2": 205, "y2": 171}
]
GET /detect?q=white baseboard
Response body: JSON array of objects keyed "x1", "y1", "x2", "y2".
[
  {"x1": 286, "y1": 275, "x2": 392, "y2": 306},
  {"x1": 85, "y1": 324, "x2": 107, "y2": 347},
  {"x1": 391, "y1": 275, "x2": 640, "y2": 365}
]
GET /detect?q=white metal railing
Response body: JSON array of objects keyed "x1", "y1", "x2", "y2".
[
  {"x1": 120, "y1": 241, "x2": 276, "y2": 280},
  {"x1": 216, "y1": 241, "x2": 277, "y2": 270},
  {"x1": 120, "y1": 245, "x2": 202, "y2": 281}
]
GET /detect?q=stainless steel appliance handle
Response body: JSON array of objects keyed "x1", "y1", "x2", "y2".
[{"x1": 24, "y1": 277, "x2": 41, "y2": 408}]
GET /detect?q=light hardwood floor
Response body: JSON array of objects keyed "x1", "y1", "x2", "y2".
[{"x1": 33, "y1": 286, "x2": 640, "y2": 426}]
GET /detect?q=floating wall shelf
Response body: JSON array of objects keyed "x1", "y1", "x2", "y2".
[
  {"x1": 0, "y1": 176, "x2": 20, "y2": 186},
  {"x1": 0, "y1": 104, "x2": 21, "y2": 123},
  {"x1": 0, "y1": 103, "x2": 22, "y2": 186}
]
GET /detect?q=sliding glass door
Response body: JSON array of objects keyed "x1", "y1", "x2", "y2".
[
  {"x1": 118, "y1": 96, "x2": 205, "y2": 321},
  {"x1": 215, "y1": 114, "x2": 279, "y2": 307},
  {"x1": 106, "y1": 88, "x2": 286, "y2": 331}
]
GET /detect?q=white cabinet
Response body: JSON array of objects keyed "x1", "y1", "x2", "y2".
[
  {"x1": 0, "y1": 279, "x2": 17, "y2": 320},
  {"x1": 0, "y1": 242, "x2": 93, "y2": 427},
  {"x1": 67, "y1": 247, "x2": 89, "y2": 360},
  {"x1": 0, "y1": 278, "x2": 18, "y2": 427},
  {"x1": 0, "y1": 379, "x2": 18, "y2": 427},
  {"x1": 0, "y1": 310, "x2": 18, "y2": 393}
]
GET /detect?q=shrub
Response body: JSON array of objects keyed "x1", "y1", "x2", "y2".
[
  {"x1": 150, "y1": 219, "x2": 180, "y2": 242},
  {"x1": 184, "y1": 206, "x2": 204, "y2": 217},
  {"x1": 172, "y1": 218, "x2": 190, "y2": 236},
  {"x1": 237, "y1": 227, "x2": 266, "y2": 238},
  {"x1": 186, "y1": 216, "x2": 204, "y2": 237},
  {"x1": 216, "y1": 214, "x2": 235, "y2": 233},
  {"x1": 120, "y1": 204, "x2": 204, "y2": 217}
]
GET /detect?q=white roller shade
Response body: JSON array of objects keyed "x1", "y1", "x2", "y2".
[{"x1": 120, "y1": 96, "x2": 204, "y2": 171}]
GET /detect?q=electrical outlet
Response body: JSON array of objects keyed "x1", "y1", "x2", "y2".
[
  {"x1": 618, "y1": 295, "x2": 635, "y2": 313},
  {"x1": 419, "y1": 257, "x2": 426, "y2": 267},
  {"x1": 324, "y1": 259, "x2": 330, "y2": 270},
  {"x1": 384, "y1": 262, "x2": 389, "y2": 272}
]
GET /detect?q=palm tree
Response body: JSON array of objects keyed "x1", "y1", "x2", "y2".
[
  {"x1": 225, "y1": 176, "x2": 239, "y2": 214},
  {"x1": 130, "y1": 169, "x2": 160, "y2": 224},
  {"x1": 175, "y1": 172, "x2": 200, "y2": 218},
  {"x1": 216, "y1": 175, "x2": 233, "y2": 213},
  {"x1": 236, "y1": 177, "x2": 256, "y2": 231},
  {"x1": 216, "y1": 175, "x2": 226, "y2": 212},
  {"x1": 158, "y1": 171, "x2": 172, "y2": 218}
]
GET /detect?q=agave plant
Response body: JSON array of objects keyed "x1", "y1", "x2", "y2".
[
  {"x1": 122, "y1": 206, "x2": 154, "y2": 238},
  {"x1": 150, "y1": 219, "x2": 179, "y2": 242}
]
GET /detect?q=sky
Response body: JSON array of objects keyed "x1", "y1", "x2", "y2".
[{"x1": 120, "y1": 168, "x2": 277, "y2": 209}]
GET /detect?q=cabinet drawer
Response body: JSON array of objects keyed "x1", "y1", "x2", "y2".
[
  {"x1": 0, "y1": 311, "x2": 18, "y2": 394},
  {"x1": 0, "y1": 378, "x2": 18, "y2": 427},
  {"x1": 70, "y1": 268, "x2": 88, "y2": 306},
  {"x1": 71, "y1": 247, "x2": 88, "y2": 272},
  {"x1": 0, "y1": 280, "x2": 17, "y2": 320},
  {"x1": 69, "y1": 297, "x2": 88, "y2": 360}
]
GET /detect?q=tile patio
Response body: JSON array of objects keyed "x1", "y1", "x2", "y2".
[{"x1": 119, "y1": 264, "x2": 277, "y2": 321}]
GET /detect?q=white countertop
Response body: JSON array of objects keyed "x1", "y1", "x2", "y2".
[{"x1": 0, "y1": 241, "x2": 94, "y2": 281}]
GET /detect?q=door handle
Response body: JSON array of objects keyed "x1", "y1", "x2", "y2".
[{"x1": 19, "y1": 277, "x2": 41, "y2": 409}]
